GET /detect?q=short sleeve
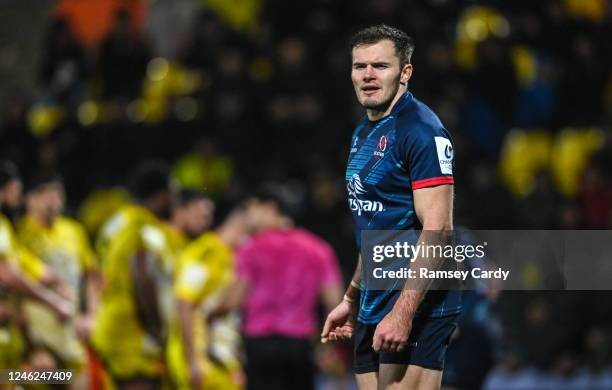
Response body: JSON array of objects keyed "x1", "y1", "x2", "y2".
[
  {"x1": 174, "y1": 259, "x2": 209, "y2": 303},
  {"x1": 0, "y1": 219, "x2": 45, "y2": 281},
  {"x1": 402, "y1": 124, "x2": 454, "y2": 190},
  {"x1": 17, "y1": 246, "x2": 46, "y2": 281}
]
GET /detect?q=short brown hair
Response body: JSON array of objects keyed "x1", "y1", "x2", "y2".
[{"x1": 350, "y1": 24, "x2": 415, "y2": 67}]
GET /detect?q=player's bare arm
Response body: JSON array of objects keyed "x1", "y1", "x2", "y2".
[
  {"x1": 0, "y1": 260, "x2": 73, "y2": 320},
  {"x1": 321, "y1": 255, "x2": 361, "y2": 343},
  {"x1": 207, "y1": 278, "x2": 249, "y2": 321},
  {"x1": 132, "y1": 250, "x2": 164, "y2": 344},
  {"x1": 178, "y1": 299, "x2": 204, "y2": 389},
  {"x1": 373, "y1": 184, "x2": 453, "y2": 353}
]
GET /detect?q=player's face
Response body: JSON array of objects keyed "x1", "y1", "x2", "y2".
[
  {"x1": 27, "y1": 183, "x2": 64, "y2": 223},
  {"x1": 244, "y1": 200, "x2": 281, "y2": 233},
  {"x1": 184, "y1": 198, "x2": 215, "y2": 237},
  {"x1": 351, "y1": 40, "x2": 407, "y2": 112},
  {"x1": 41, "y1": 183, "x2": 65, "y2": 221},
  {"x1": 0, "y1": 179, "x2": 23, "y2": 209}
]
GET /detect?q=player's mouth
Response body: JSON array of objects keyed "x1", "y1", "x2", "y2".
[{"x1": 361, "y1": 85, "x2": 380, "y2": 96}]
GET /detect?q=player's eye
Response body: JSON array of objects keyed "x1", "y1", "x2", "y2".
[
  {"x1": 374, "y1": 64, "x2": 388, "y2": 69},
  {"x1": 353, "y1": 64, "x2": 366, "y2": 70}
]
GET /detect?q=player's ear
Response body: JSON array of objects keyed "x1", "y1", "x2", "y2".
[{"x1": 400, "y1": 64, "x2": 413, "y2": 85}]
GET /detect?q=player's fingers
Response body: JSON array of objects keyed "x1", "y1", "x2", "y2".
[
  {"x1": 382, "y1": 339, "x2": 393, "y2": 352},
  {"x1": 321, "y1": 316, "x2": 334, "y2": 338},
  {"x1": 341, "y1": 327, "x2": 353, "y2": 339},
  {"x1": 390, "y1": 341, "x2": 402, "y2": 352},
  {"x1": 396, "y1": 341, "x2": 407, "y2": 352},
  {"x1": 332, "y1": 326, "x2": 343, "y2": 340},
  {"x1": 397, "y1": 344, "x2": 405, "y2": 352},
  {"x1": 337, "y1": 331, "x2": 350, "y2": 341},
  {"x1": 372, "y1": 333, "x2": 382, "y2": 352},
  {"x1": 322, "y1": 317, "x2": 340, "y2": 342},
  {"x1": 332, "y1": 328, "x2": 343, "y2": 341}
]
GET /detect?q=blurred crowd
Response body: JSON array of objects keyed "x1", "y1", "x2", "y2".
[{"x1": 1, "y1": 0, "x2": 612, "y2": 388}]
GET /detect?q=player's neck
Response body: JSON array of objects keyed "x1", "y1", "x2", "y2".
[
  {"x1": 30, "y1": 211, "x2": 54, "y2": 228},
  {"x1": 366, "y1": 86, "x2": 406, "y2": 121},
  {"x1": 217, "y1": 217, "x2": 246, "y2": 249},
  {"x1": 169, "y1": 212, "x2": 186, "y2": 234}
]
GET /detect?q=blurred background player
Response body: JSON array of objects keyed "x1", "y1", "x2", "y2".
[
  {"x1": 155, "y1": 187, "x2": 216, "y2": 339},
  {"x1": 165, "y1": 188, "x2": 215, "y2": 254},
  {"x1": 0, "y1": 162, "x2": 74, "y2": 370},
  {"x1": 0, "y1": 161, "x2": 23, "y2": 225},
  {"x1": 95, "y1": 162, "x2": 174, "y2": 263},
  {"x1": 166, "y1": 201, "x2": 256, "y2": 390},
  {"x1": 226, "y1": 190, "x2": 343, "y2": 390},
  {"x1": 91, "y1": 161, "x2": 175, "y2": 390},
  {"x1": 17, "y1": 173, "x2": 98, "y2": 383},
  {"x1": 0, "y1": 162, "x2": 73, "y2": 296}
]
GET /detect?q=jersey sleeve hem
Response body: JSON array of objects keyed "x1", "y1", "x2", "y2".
[
  {"x1": 174, "y1": 287, "x2": 201, "y2": 303},
  {"x1": 411, "y1": 176, "x2": 454, "y2": 190}
]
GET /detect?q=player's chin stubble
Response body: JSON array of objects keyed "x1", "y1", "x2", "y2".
[{"x1": 361, "y1": 88, "x2": 394, "y2": 112}]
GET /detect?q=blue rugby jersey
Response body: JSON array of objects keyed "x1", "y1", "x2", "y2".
[{"x1": 346, "y1": 92, "x2": 461, "y2": 324}]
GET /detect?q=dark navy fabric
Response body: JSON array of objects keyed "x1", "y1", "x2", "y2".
[
  {"x1": 346, "y1": 92, "x2": 461, "y2": 323},
  {"x1": 353, "y1": 314, "x2": 459, "y2": 373}
]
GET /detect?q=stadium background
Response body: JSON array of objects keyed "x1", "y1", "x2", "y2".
[{"x1": 1, "y1": 0, "x2": 612, "y2": 388}]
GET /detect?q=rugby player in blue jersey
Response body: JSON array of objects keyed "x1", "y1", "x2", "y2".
[{"x1": 321, "y1": 25, "x2": 459, "y2": 390}]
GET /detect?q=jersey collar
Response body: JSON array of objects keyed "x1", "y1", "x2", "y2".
[
  {"x1": 364, "y1": 91, "x2": 414, "y2": 125},
  {"x1": 391, "y1": 91, "x2": 414, "y2": 115}
]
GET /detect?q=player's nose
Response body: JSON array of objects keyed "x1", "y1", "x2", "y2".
[{"x1": 363, "y1": 65, "x2": 376, "y2": 80}]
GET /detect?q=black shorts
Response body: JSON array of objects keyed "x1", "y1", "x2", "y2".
[
  {"x1": 353, "y1": 314, "x2": 459, "y2": 374},
  {"x1": 245, "y1": 336, "x2": 314, "y2": 390}
]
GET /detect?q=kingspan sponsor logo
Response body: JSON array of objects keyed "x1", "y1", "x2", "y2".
[{"x1": 347, "y1": 174, "x2": 384, "y2": 216}]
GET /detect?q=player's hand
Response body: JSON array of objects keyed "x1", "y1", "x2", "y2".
[
  {"x1": 189, "y1": 361, "x2": 204, "y2": 390},
  {"x1": 75, "y1": 314, "x2": 93, "y2": 342},
  {"x1": 372, "y1": 310, "x2": 412, "y2": 352},
  {"x1": 43, "y1": 270, "x2": 76, "y2": 302},
  {"x1": 321, "y1": 299, "x2": 356, "y2": 343},
  {"x1": 231, "y1": 367, "x2": 246, "y2": 387},
  {"x1": 52, "y1": 298, "x2": 75, "y2": 322},
  {"x1": 56, "y1": 283, "x2": 77, "y2": 303}
]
